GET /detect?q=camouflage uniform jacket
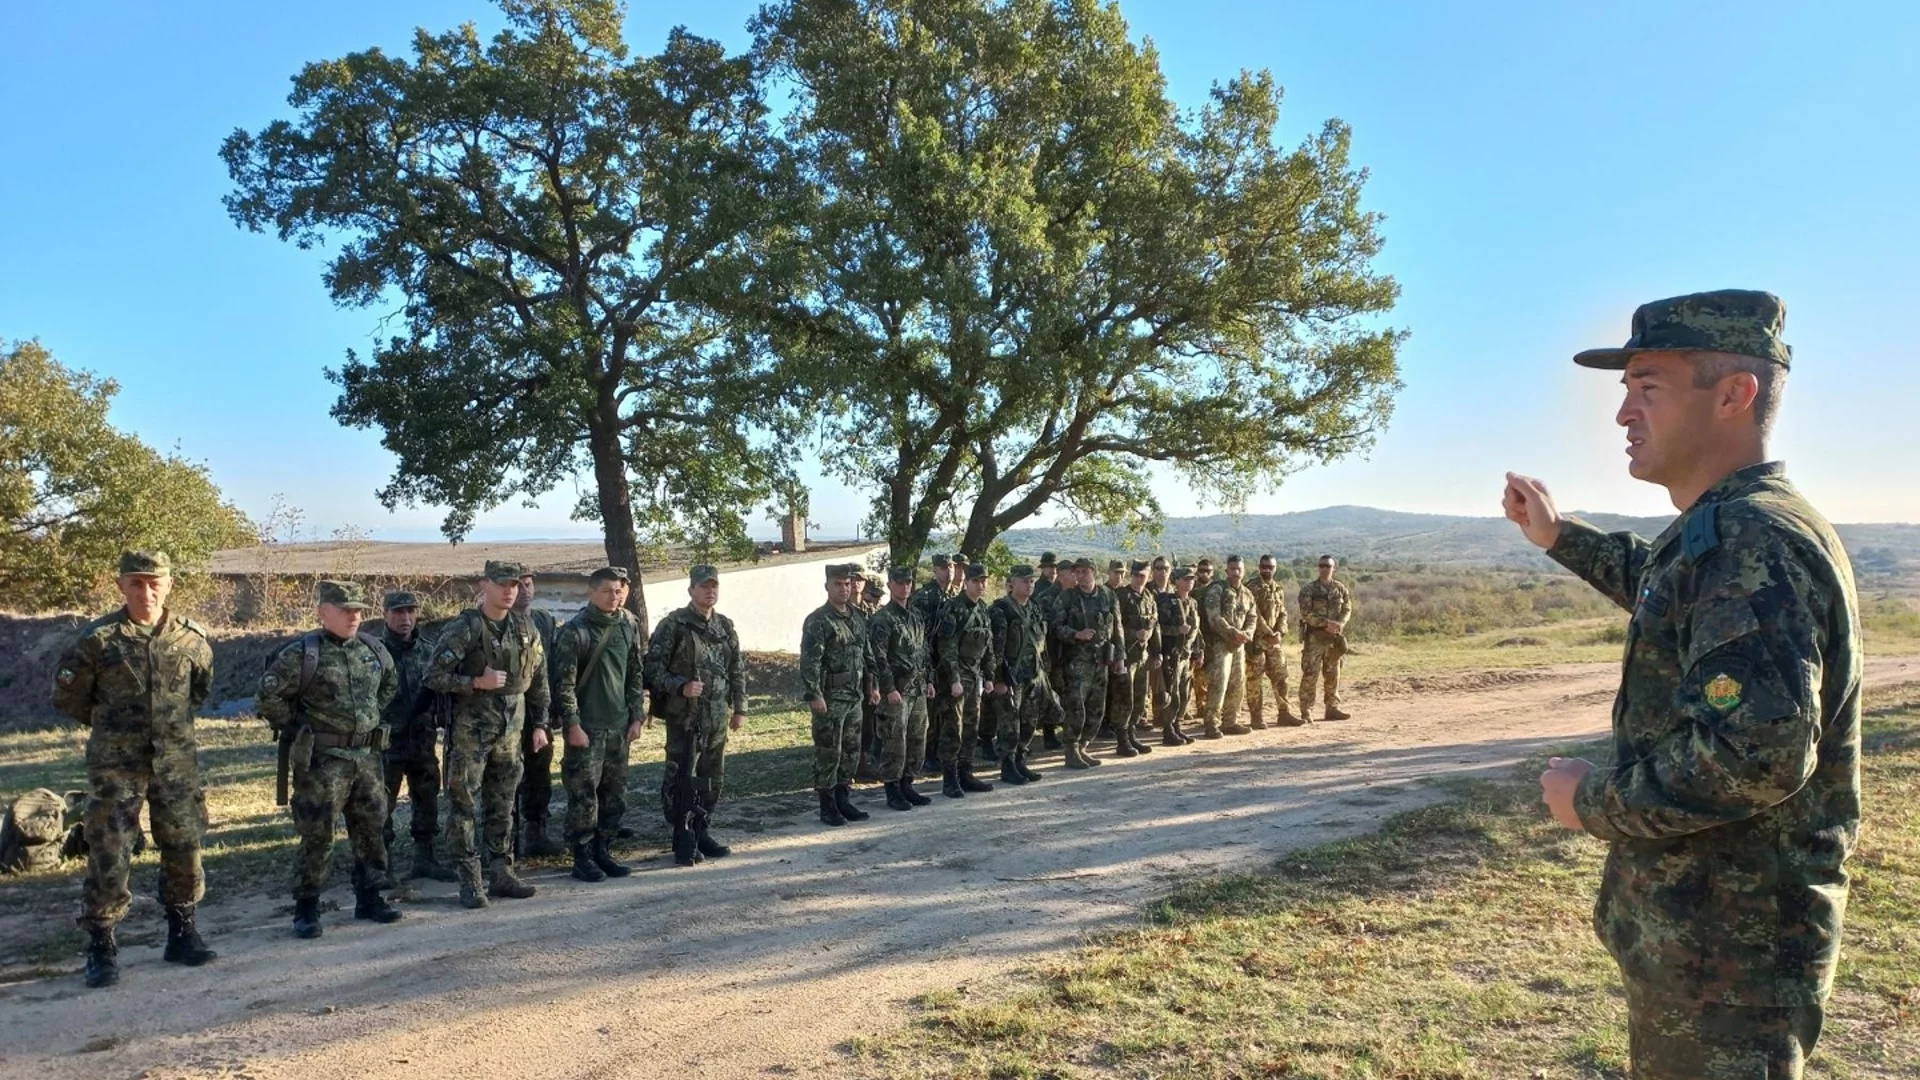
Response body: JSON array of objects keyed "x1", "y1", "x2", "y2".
[
  {"x1": 1115, "y1": 585, "x2": 1162, "y2": 664},
  {"x1": 378, "y1": 625, "x2": 436, "y2": 739},
  {"x1": 933, "y1": 593, "x2": 994, "y2": 684},
  {"x1": 644, "y1": 605, "x2": 746, "y2": 729},
  {"x1": 424, "y1": 608, "x2": 552, "y2": 729},
  {"x1": 1156, "y1": 591, "x2": 1201, "y2": 661},
  {"x1": 1049, "y1": 587, "x2": 1121, "y2": 664},
  {"x1": 799, "y1": 603, "x2": 870, "y2": 704},
  {"x1": 989, "y1": 596, "x2": 1047, "y2": 685},
  {"x1": 869, "y1": 600, "x2": 930, "y2": 696},
  {"x1": 1298, "y1": 579, "x2": 1353, "y2": 634},
  {"x1": 910, "y1": 581, "x2": 950, "y2": 631},
  {"x1": 1548, "y1": 462, "x2": 1861, "y2": 1007},
  {"x1": 1202, "y1": 580, "x2": 1256, "y2": 647},
  {"x1": 259, "y1": 631, "x2": 399, "y2": 761},
  {"x1": 1031, "y1": 576, "x2": 1061, "y2": 608},
  {"x1": 53, "y1": 609, "x2": 213, "y2": 731},
  {"x1": 550, "y1": 607, "x2": 647, "y2": 731},
  {"x1": 1245, "y1": 577, "x2": 1288, "y2": 653}
]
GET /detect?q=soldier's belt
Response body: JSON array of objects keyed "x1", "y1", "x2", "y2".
[
  {"x1": 310, "y1": 728, "x2": 384, "y2": 750},
  {"x1": 824, "y1": 671, "x2": 858, "y2": 692}
]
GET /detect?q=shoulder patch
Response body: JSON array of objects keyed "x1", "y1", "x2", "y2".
[
  {"x1": 1704, "y1": 672, "x2": 1743, "y2": 712},
  {"x1": 179, "y1": 617, "x2": 209, "y2": 639},
  {"x1": 1683, "y1": 502, "x2": 1722, "y2": 563}
]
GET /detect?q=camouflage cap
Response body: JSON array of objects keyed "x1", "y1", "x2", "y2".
[
  {"x1": 317, "y1": 579, "x2": 373, "y2": 610},
  {"x1": 1038, "y1": 551, "x2": 1057, "y2": 568},
  {"x1": 825, "y1": 563, "x2": 858, "y2": 582},
  {"x1": 951, "y1": 552, "x2": 968, "y2": 565},
  {"x1": 383, "y1": 590, "x2": 420, "y2": 612},
  {"x1": 688, "y1": 564, "x2": 719, "y2": 586},
  {"x1": 1107, "y1": 559, "x2": 1125, "y2": 572},
  {"x1": 1070, "y1": 557, "x2": 1096, "y2": 571},
  {"x1": 1574, "y1": 289, "x2": 1791, "y2": 370},
  {"x1": 483, "y1": 560, "x2": 527, "y2": 583},
  {"x1": 1129, "y1": 559, "x2": 1149, "y2": 574},
  {"x1": 964, "y1": 562, "x2": 989, "y2": 581},
  {"x1": 930, "y1": 553, "x2": 952, "y2": 568},
  {"x1": 1007, "y1": 564, "x2": 1035, "y2": 579},
  {"x1": 887, "y1": 565, "x2": 916, "y2": 584},
  {"x1": 117, "y1": 550, "x2": 171, "y2": 578},
  {"x1": 1171, "y1": 566, "x2": 1195, "y2": 582}
]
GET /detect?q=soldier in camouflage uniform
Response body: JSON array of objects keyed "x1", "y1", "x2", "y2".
[
  {"x1": 868, "y1": 566, "x2": 935, "y2": 812},
  {"x1": 1297, "y1": 556, "x2": 1354, "y2": 722},
  {"x1": 1245, "y1": 555, "x2": 1303, "y2": 728},
  {"x1": 259, "y1": 581, "x2": 402, "y2": 938},
  {"x1": 932, "y1": 562, "x2": 996, "y2": 797},
  {"x1": 1199, "y1": 555, "x2": 1256, "y2": 738},
  {"x1": 54, "y1": 551, "x2": 217, "y2": 988},
  {"x1": 425, "y1": 560, "x2": 552, "y2": 908},
  {"x1": 645, "y1": 565, "x2": 749, "y2": 866},
  {"x1": 549, "y1": 567, "x2": 646, "y2": 883},
  {"x1": 987, "y1": 565, "x2": 1051, "y2": 785},
  {"x1": 1049, "y1": 558, "x2": 1123, "y2": 769},
  {"x1": 1109, "y1": 560, "x2": 1160, "y2": 757},
  {"x1": 1188, "y1": 558, "x2": 1215, "y2": 721},
  {"x1": 1032, "y1": 551, "x2": 1061, "y2": 606},
  {"x1": 1154, "y1": 567, "x2": 1202, "y2": 745},
  {"x1": 512, "y1": 572, "x2": 562, "y2": 858},
  {"x1": 912, "y1": 554, "x2": 955, "y2": 773},
  {"x1": 377, "y1": 591, "x2": 456, "y2": 882},
  {"x1": 1031, "y1": 552, "x2": 1064, "y2": 750},
  {"x1": 1513, "y1": 290, "x2": 1857, "y2": 1079},
  {"x1": 1143, "y1": 555, "x2": 1172, "y2": 733},
  {"x1": 800, "y1": 563, "x2": 879, "y2": 827},
  {"x1": 1100, "y1": 560, "x2": 1129, "y2": 736}
]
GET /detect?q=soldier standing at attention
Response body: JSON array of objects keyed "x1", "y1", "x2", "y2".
[
  {"x1": 1199, "y1": 555, "x2": 1256, "y2": 738},
  {"x1": 801, "y1": 564, "x2": 880, "y2": 827},
  {"x1": 260, "y1": 581, "x2": 401, "y2": 938},
  {"x1": 1154, "y1": 567, "x2": 1201, "y2": 746},
  {"x1": 644, "y1": 565, "x2": 748, "y2": 866},
  {"x1": 933, "y1": 562, "x2": 997, "y2": 798},
  {"x1": 912, "y1": 554, "x2": 955, "y2": 773},
  {"x1": 425, "y1": 561, "x2": 551, "y2": 909},
  {"x1": 1031, "y1": 552, "x2": 1064, "y2": 750},
  {"x1": 54, "y1": 551, "x2": 216, "y2": 988},
  {"x1": 1032, "y1": 552, "x2": 1061, "y2": 605},
  {"x1": 1143, "y1": 556, "x2": 1172, "y2": 733},
  {"x1": 1188, "y1": 558, "x2": 1216, "y2": 722},
  {"x1": 1049, "y1": 558, "x2": 1123, "y2": 769},
  {"x1": 1297, "y1": 556, "x2": 1354, "y2": 722},
  {"x1": 1509, "y1": 290, "x2": 1857, "y2": 1079},
  {"x1": 1100, "y1": 560, "x2": 1128, "y2": 737},
  {"x1": 377, "y1": 591, "x2": 456, "y2": 882},
  {"x1": 1245, "y1": 555, "x2": 1303, "y2": 729},
  {"x1": 512, "y1": 571, "x2": 562, "y2": 859},
  {"x1": 549, "y1": 567, "x2": 646, "y2": 883},
  {"x1": 868, "y1": 566, "x2": 935, "y2": 812},
  {"x1": 853, "y1": 567, "x2": 887, "y2": 782},
  {"x1": 1110, "y1": 560, "x2": 1160, "y2": 758},
  {"x1": 987, "y1": 565, "x2": 1050, "y2": 785}
]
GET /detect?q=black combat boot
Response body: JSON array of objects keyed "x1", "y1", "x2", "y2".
[
  {"x1": 83, "y1": 927, "x2": 119, "y2": 988},
  {"x1": 411, "y1": 839, "x2": 459, "y2": 882},
  {"x1": 1161, "y1": 721, "x2": 1186, "y2": 747},
  {"x1": 590, "y1": 837, "x2": 632, "y2": 878},
  {"x1": 1042, "y1": 728, "x2": 1062, "y2": 751},
  {"x1": 884, "y1": 781, "x2": 913, "y2": 811},
  {"x1": 999, "y1": 755, "x2": 1028, "y2": 785},
  {"x1": 354, "y1": 888, "x2": 403, "y2": 924},
  {"x1": 292, "y1": 896, "x2": 323, "y2": 939},
  {"x1": 958, "y1": 767, "x2": 994, "y2": 793},
  {"x1": 1015, "y1": 750, "x2": 1044, "y2": 782},
  {"x1": 1062, "y1": 743, "x2": 1091, "y2": 769},
  {"x1": 1112, "y1": 733, "x2": 1139, "y2": 758},
  {"x1": 834, "y1": 784, "x2": 870, "y2": 822},
  {"x1": 1078, "y1": 741, "x2": 1103, "y2": 766},
  {"x1": 818, "y1": 789, "x2": 847, "y2": 827},
  {"x1": 693, "y1": 822, "x2": 731, "y2": 858},
  {"x1": 897, "y1": 773, "x2": 931, "y2": 806},
  {"x1": 941, "y1": 764, "x2": 965, "y2": 798},
  {"x1": 521, "y1": 817, "x2": 565, "y2": 858},
  {"x1": 572, "y1": 843, "x2": 607, "y2": 882},
  {"x1": 163, "y1": 904, "x2": 217, "y2": 966},
  {"x1": 672, "y1": 823, "x2": 702, "y2": 865},
  {"x1": 1127, "y1": 729, "x2": 1153, "y2": 755}
]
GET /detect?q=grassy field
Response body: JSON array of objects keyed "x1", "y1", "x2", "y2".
[{"x1": 853, "y1": 693, "x2": 1920, "y2": 1080}]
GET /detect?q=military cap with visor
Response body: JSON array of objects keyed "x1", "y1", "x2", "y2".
[
  {"x1": 1008, "y1": 564, "x2": 1035, "y2": 579},
  {"x1": 688, "y1": 564, "x2": 719, "y2": 586},
  {"x1": 1071, "y1": 557, "x2": 1096, "y2": 571},
  {"x1": 825, "y1": 563, "x2": 858, "y2": 581},
  {"x1": 118, "y1": 550, "x2": 172, "y2": 578},
  {"x1": 1171, "y1": 567, "x2": 1195, "y2": 582},
  {"x1": 483, "y1": 560, "x2": 527, "y2": 583},
  {"x1": 383, "y1": 590, "x2": 420, "y2": 612},
  {"x1": 317, "y1": 579, "x2": 373, "y2": 610},
  {"x1": 887, "y1": 565, "x2": 916, "y2": 584},
  {"x1": 930, "y1": 553, "x2": 952, "y2": 568},
  {"x1": 1038, "y1": 551, "x2": 1058, "y2": 568},
  {"x1": 1129, "y1": 559, "x2": 1149, "y2": 574},
  {"x1": 964, "y1": 562, "x2": 989, "y2": 581},
  {"x1": 1573, "y1": 289, "x2": 1791, "y2": 370}
]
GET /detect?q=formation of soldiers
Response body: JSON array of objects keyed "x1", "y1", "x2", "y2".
[{"x1": 52, "y1": 545, "x2": 1351, "y2": 987}]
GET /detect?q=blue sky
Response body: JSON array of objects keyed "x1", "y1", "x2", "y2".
[{"x1": 3, "y1": 0, "x2": 1915, "y2": 542}]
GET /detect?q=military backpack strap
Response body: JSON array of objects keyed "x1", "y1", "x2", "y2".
[
  {"x1": 297, "y1": 630, "x2": 323, "y2": 697},
  {"x1": 1682, "y1": 502, "x2": 1722, "y2": 564},
  {"x1": 574, "y1": 617, "x2": 621, "y2": 689}
]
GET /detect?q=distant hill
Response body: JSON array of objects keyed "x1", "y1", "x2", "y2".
[{"x1": 999, "y1": 506, "x2": 1920, "y2": 580}]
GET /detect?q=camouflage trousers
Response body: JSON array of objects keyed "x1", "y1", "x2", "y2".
[
  {"x1": 1058, "y1": 658, "x2": 1108, "y2": 745},
  {"x1": 1300, "y1": 631, "x2": 1345, "y2": 711},
  {"x1": 382, "y1": 742, "x2": 442, "y2": 848},
  {"x1": 1104, "y1": 666, "x2": 1131, "y2": 733},
  {"x1": 1190, "y1": 645, "x2": 1211, "y2": 720},
  {"x1": 446, "y1": 713, "x2": 525, "y2": 886},
  {"x1": 79, "y1": 729, "x2": 206, "y2": 931},
  {"x1": 993, "y1": 676, "x2": 1057, "y2": 759},
  {"x1": 937, "y1": 674, "x2": 983, "y2": 767},
  {"x1": 1625, "y1": 982, "x2": 1824, "y2": 1079},
  {"x1": 811, "y1": 696, "x2": 863, "y2": 791},
  {"x1": 1244, "y1": 647, "x2": 1291, "y2": 726},
  {"x1": 290, "y1": 752, "x2": 389, "y2": 900},
  {"x1": 561, "y1": 725, "x2": 631, "y2": 846},
  {"x1": 660, "y1": 719, "x2": 728, "y2": 825},
  {"x1": 1155, "y1": 653, "x2": 1193, "y2": 726},
  {"x1": 1203, "y1": 644, "x2": 1246, "y2": 731},
  {"x1": 877, "y1": 690, "x2": 931, "y2": 779},
  {"x1": 516, "y1": 717, "x2": 556, "y2": 829}
]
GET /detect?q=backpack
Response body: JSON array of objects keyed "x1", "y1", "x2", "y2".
[
  {"x1": 266, "y1": 629, "x2": 387, "y2": 696},
  {"x1": 0, "y1": 788, "x2": 70, "y2": 874}
]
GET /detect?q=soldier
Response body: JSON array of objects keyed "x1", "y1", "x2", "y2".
[
  {"x1": 1109, "y1": 560, "x2": 1160, "y2": 757},
  {"x1": 852, "y1": 566, "x2": 887, "y2": 783},
  {"x1": 800, "y1": 564, "x2": 880, "y2": 827},
  {"x1": 424, "y1": 560, "x2": 552, "y2": 908},
  {"x1": 1509, "y1": 289, "x2": 1857, "y2": 1078},
  {"x1": 1154, "y1": 567, "x2": 1202, "y2": 745},
  {"x1": 987, "y1": 565, "x2": 1050, "y2": 785},
  {"x1": 948, "y1": 553, "x2": 969, "y2": 597},
  {"x1": 1100, "y1": 560, "x2": 1130, "y2": 738},
  {"x1": 1032, "y1": 551, "x2": 1061, "y2": 605},
  {"x1": 1200, "y1": 555, "x2": 1256, "y2": 738},
  {"x1": 912, "y1": 554, "x2": 955, "y2": 773},
  {"x1": 260, "y1": 581, "x2": 401, "y2": 938},
  {"x1": 377, "y1": 591, "x2": 456, "y2": 882},
  {"x1": 932, "y1": 562, "x2": 997, "y2": 797},
  {"x1": 54, "y1": 551, "x2": 216, "y2": 988},
  {"x1": 512, "y1": 572, "x2": 562, "y2": 859},
  {"x1": 1049, "y1": 558, "x2": 1123, "y2": 769},
  {"x1": 1189, "y1": 557, "x2": 1216, "y2": 720},
  {"x1": 868, "y1": 566, "x2": 935, "y2": 811},
  {"x1": 1297, "y1": 556, "x2": 1354, "y2": 722},
  {"x1": 549, "y1": 567, "x2": 646, "y2": 883},
  {"x1": 644, "y1": 565, "x2": 748, "y2": 866},
  {"x1": 1032, "y1": 551, "x2": 1065, "y2": 750},
  {"x1": 1144, "y1": 555, "x2": 1173, "y2": 732},
  {"x1": 1245, "y1": 555, "x2": 1304, "y2": 728}
]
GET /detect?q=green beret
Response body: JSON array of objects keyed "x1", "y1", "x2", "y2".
[
  {"x1": 117, "y1": 550, "x2": 171, "y2": 578},
  {"x1": 317, "y1": 579, "x2": 373, "y2": 610}
]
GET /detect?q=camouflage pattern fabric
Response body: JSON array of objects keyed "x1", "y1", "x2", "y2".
[
  {"x1": 869, "y1": 600, "x2": 931, "y2": 778},
  {"x1": 933, "y1": 593, "x2": 992, "y2": 766},
  {"x1": 1155, "y1": 591, "x2": 1200, "y2": 725},
  {"x1": 645, "y1": 605, "x2": 745, "y2": 824},
  {"x1": 52, "y1": 609, "x2": 213, "y2": 931},
  {"x1": 379, "y1": 625, "x2": 440, "y2": 846},
  {"x1": 799, "y1": 602, "x2": 869, "y2": 791},
  {"x1": 990, "y1": 594, "x2": 1054, "y2": 757},
  {"x1": 1201, "y1": 581, "x2": 1255, "y2": 730},
  {"x1": 290, "y1": 753, "x2": 389, "y2": 899},
  {"x1": 552, "y1": 607, "x2": 646, "y2": 845},
  {"x1": 1548, "y1": 462, "x2": 1861, "y2": 1012},
  {"x1": 517, "y1": 607, "x2": 559, "y2": 830},
  {"x1": 1298, "y1": 579, "x2": 1354, "y2": 711},
  {"x1": 1623, "y1": 981, "x2": 1823, "y2": 1079},
  {"x1": 1244, "y1": 576, "x2": 1291, "y2": 725},
  {"x1": 1049, "y1": 587, "x2": 1120, "y2": 745},
  {"x1": 560, "y1": 729, "x2": 630, "y2": 846},
  {"x1": 1115, "y1": 584, "x2": 1161, "y2": 730}
]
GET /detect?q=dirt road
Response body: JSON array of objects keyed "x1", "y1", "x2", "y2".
[{"x1": 6, "y1": 658, "x2": 1917, "y2": 1079}]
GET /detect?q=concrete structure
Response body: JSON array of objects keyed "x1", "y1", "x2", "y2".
[{"x1": 780, "y1": 513, "x2": 807, "y2": 554}]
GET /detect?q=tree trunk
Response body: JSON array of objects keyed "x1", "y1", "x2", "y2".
[{"x1": 587, "y1": 410, "x2": 649, "y2": 635}]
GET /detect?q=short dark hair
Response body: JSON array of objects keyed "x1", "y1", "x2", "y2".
[
  {"x1": 1689, "y1": 350, "x2": 1786, "y2": 439},
  {"x1": 1318, "y1": 555, "x2": 1336, "y2": 565},
  {"x1": 589, "y1": 567, "x2": 629, "y2": 585}
]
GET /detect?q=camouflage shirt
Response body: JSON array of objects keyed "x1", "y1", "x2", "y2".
[
  {"x1": 1548, "y1": 462, "x2": 1861, "y2": 1007},
  {"x1": 1156, "y1": 591, "x2": 1201, "y2": 660},
  {"x1": 1202, "y1": 580, "x2": 1256, "y2": 646},
  {"x1": 378, "y1": 625, "x2": 436, "y2": 737},
  {"x1": 934, "y1": 593, "x2": 994, "y2": 683},
  {"x1": 550, "y1": 606, "x2": 647, "y2": 731},
  {"x1": 909, "y1": 581, "x2": 949, "y2": 630},
  {"x1": 1298, "y1": 579, "x2": 1353, "y2": 634},
  {"x1": 799, "y1": 603, "x2": 870, "y2": 703},
  {"x1": 1245, "y1": 576, "x2": 1289, "y2": 652},
  {"x1": 989, "y1": 595, "x2": 1047, "y2": 685},
  {"x1": 644, "y1": 605, "x2": 746, "y2": 731},
  {"x1": 1115, "y1": 584, "x2": 1162, "y2": 664},
  {"x1": 1049, "y1": 586, "x2": 1121, "y2": 664},
  {"x1": 52, "y1": 609, "x2": 213, "y2": 732},
  {"x1": 424, "y1": 608, "x2": 552, "y2": 730},
  {"x1": 868, "y1": 599, "x2": 930, "y2": 696},
  {"x1": 259, "y1": 631, "x2": 399, "y2": 759}
]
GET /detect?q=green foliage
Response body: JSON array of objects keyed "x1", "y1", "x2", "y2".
[
  {"x1": 1338, "y1": 568, "x2": 1620, "y2": 642},
  {"x1": 0, "y1": 340, "x2": 256, "y2": 612},
  {"x1": 221, "y1": 0, "x2": 808, "y2": 618},
  {"x1": 756, "y1": 0, "x2": 1403, "y2": 564}
]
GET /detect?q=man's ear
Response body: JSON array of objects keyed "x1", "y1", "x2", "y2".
[{"x1": 1718, "y1": 371, "x2": 1760, "y2": 419}]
